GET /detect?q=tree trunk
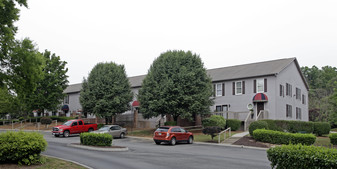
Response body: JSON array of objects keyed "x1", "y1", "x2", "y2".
[{"x1": 173, "y1": 115, "x2": 179, "y2": 124}]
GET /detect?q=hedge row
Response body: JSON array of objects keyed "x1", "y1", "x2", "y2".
[
  {"x1": 0, "y1": 131, "x2": 47, "y2": 165},
  {"x1": 249, "y1": 120, "x2": 330, "y2": 136},
  {"x1": 253, "y1": 129, "x2": 316, "y2": 145},
  {"x1": 226, "y1": 119, "x2": 241, "y2": 131},
  {"x1": 202, "y1": 115, "x2": 226, "y2": 129},
  {"x1": 267, "y1": 144, "x2": 337, "y2": 168},
  {"x1": 330, "y1": 133, "x2": 337, "y2": 145},
  {"x1": 80, "y1": 133, "x2": 112, "y2": 146}
]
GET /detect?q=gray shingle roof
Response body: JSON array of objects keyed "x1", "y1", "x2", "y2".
[
  {"x1": 207, "y1": 58, "x2": 295, "y2": 82},
  {"x1": 64, "y1": 57, "x2": 308, "y2": 93},
  {"x1": 63, "y1": 83, "x2": 82, "y2": 94}
]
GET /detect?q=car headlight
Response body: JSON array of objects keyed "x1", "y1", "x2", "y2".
[{"x1": 166, "y1": 133, "x2": 170, "y2": 137}]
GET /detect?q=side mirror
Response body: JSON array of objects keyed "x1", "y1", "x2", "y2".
[{"x1": 185, "y1": 130, "x2": 188, "y2": 133}]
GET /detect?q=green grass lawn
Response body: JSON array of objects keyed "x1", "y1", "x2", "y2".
[
  {"x1": 128, "y1": 128, "x2": 155, "y2": 137},
  {"x1": 314, "y1": 136, "x2": 333, "y2": 147},
  {"x1": 0, "y1": 156, "x2": 86, "y2": 169}
]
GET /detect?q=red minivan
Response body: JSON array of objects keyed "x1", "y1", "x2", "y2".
[{"x1": 153, "y1": 126, "x2": 193, "y2": 145}]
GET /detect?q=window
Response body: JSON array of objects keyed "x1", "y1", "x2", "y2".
[
  {"x1": 296, "y1": 88, "x2": 301, "y2": 100},
  {"x1": 235, "y1": 81, "x2": 242, "y2": 95},
  {"x1": 72, "y1": 121, "x2": 78, "y2": 126},
  {"x1": 286, "y1": 104, "x2": 292, "y2": 118},
  {"x1": 280, "y1": 85, "x2": 284, "y2": 97},
  {"x1": 64, "y1": 95, "x2": 69, "y2": 104},
  {"x1": 216, "y1": 83, "x2": 223, "y2": 96},
  {"x1": 296, "y1": 107, "x2": 302, "y2": 120},
  {"x1": 171, "y1": 128, "x2": 181, "y2": 132},
  {"x1": 79, "y1": 120, "x2": 83, "y2": 125},
  {"x1": 302, "y1": 94, "x2": 306, "y2": 104},
  {"x1": 215, "y1": 105, "x2": 222, "y2": 112},
  {"x1": 256, "y1": 79, "x2": 264, "y2": 93},
  {"x1": 286, "y1": 83, "x2": 292, "y2": 97}
]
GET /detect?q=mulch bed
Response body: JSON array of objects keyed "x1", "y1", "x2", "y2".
[
  {"x1": 233, "y1": 136, "x2": 337, "y2": 149},
  {"x1": 232, "y1": 136, "x2": 273, "y2": 148}
]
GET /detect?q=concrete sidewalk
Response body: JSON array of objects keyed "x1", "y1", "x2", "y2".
[{"x1": 222, "y1": 131, "x2": 249, "y2": 144}]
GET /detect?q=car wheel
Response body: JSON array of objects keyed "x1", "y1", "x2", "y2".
[
  {"x1": 63, "y1": 130, "x2": 70, "y2": 137},
  {"x1": 188, "y1": 136, "x2": 193, "y2": 144},
  {"x1": 155, "y1": 141, "x2": 161, "y2": 145},
  {"x1": 170, "y1": 137, "x2": 176, "y2": 146},
  {"x1": 120, "y1": 133, "x2": 125, "y2": 139},
  {"x1": 88, "y1": 128, "x2": 93, "y2": 132}
]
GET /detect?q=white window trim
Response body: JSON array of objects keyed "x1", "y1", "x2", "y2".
[
  {"x1": 256, "y1": 78, "x2": 264, "y2": 93},
  {"x1": 235, "y1": 81, "x2": 243, "y2": 95},
  {"x1": 216, "y1": 83, "x2": 223, "y2": 97}
]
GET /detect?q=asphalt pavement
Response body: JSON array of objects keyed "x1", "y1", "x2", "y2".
[{"x1": 0, "y1": 130, "x2": 271, "y2": 169}]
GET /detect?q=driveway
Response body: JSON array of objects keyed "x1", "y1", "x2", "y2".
[{"x1": 41, "y1": 132, "x2": 271, "y2": 169}]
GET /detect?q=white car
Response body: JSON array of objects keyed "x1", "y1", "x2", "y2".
[{"x1": 91, "y1": 125, "x2": 127, "y2": 138}]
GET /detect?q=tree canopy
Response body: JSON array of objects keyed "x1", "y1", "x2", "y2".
[
  {"x1": 0, "y1": 0, "x2": 28, "y2": 86},
  {"x1": 6, "y1": 38, "x2": 45, "y2": 117},
  {"x1": 138, "y1": 50, "x2": 213, "y2": 122},
  {"x1": 29, "y1": 50, "x2": 69, "y2": 115},
  {"x1": 80, "y1": 62, "x2": 133, "y2": 123},
  {"x1": 301, "y1": 66, "x2": 337, "y2": 126}
]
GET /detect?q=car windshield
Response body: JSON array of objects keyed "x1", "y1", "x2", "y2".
[
  {"x1": 63, "y1": 121, "x2": 73, "y2": 126},
  {"x1": 156, "y1": 127, "x2": 169, "y2": 132},
  {"x1": 98, "y1": 126, "x2": 110, "y2": 131}
]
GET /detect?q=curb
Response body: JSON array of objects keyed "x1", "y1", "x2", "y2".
[
  {"x1": 42, "y1": 154, "x2": 93, "y2": 169},
  {"x1": 67, "y1": 143, "x2": 129, "y2": 152},
  {"x1": 194, "y1": 141, "x2": 269, "y2": 150}
]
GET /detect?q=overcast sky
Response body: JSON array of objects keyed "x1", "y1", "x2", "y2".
[{"x1": 15, "y1": 0, "x2": 337, "y2": 84}]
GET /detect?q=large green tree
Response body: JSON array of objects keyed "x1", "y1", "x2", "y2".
[
  {"x1": 29, "y1": 50, "x2": 68, "y2": 116},
  {"x1": 6, "y1": 38, "x2": 44, "y2": 117},
  {"x1": 80, "y1": 62, "x2": 133, "y2": 124},
  {"x1": 138, "y1": 50, "x2": 213, "y2": 122},
  {"x1": 0, "y1": 0, "x2": 28, "y2": 86},
  {"x1": 0, "y1": 86, "x2": 15, "y2": 118},
  {"x1": 301, "y1": 65, "x2": 337, "y2": 126}
]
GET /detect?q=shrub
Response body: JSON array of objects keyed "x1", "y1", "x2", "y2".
[
  {"x1": 287, "y1": 121, "x2": 314, "y2": 133},
  {"x1": 164, "y1": 121, "x2": 177, "y2": 126},
  {"x1": 329, "y1": 133, "x2": 337, "y2": 145},
  {"x1": 202, "y1": 115, "x2": 226, "y2": 129},
  {"x1": 267, "y1": 144, "x2": 337, "y2": 168},
  {"x1": 40, "y1": 117, "x2": 52, "y2": 125},
  {"x1": 202, "y1": 126, "x2": 222, "y2": 140},
  {"x1": 249, "y1": 121, "x2": 268, "y2": 136},
  {"x1": 97, "y1": 123, "x2": 105, "y2": 129},
  {"x1": 80, "y1": 132, "x2": 112, "y2": 146},
  {"x1": 253, "y1": 129, "x2": 316, "y2": 145},
  {"x1": 0, "y1": 131, "x2": 47, "y2": 165},
  {"x1": 313, "y1": 122, "x2": 331, "y2": 136},
  {"x1": 226, "y1": 119, "x2": 241, "y2": 131}
]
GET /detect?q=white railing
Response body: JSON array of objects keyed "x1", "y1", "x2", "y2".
[
  {"x1": 218, "y1": 127, "x2": 231, "y2": 144},
  {"x1": 244, "y1": 111, "x2": 253, "y2": 131}
]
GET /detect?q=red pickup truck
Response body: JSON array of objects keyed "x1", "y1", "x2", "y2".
[{"x1": 52, "y1": 119, "x2": 97, "y2": 137}]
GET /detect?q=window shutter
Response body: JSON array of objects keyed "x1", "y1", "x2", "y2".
[
  {"x1": 242, "y1": 81, "x2": 245, "y2": 94},
  {"x1": 253, "y1": 80, "x2": 256, "y2": 93},
  {"x1": 222, "y1": 83, "x2": 225, "y2": 96},
  {"x1": 213, "y1": 84, "x2": 215, "y2": 97},
  {"x1": 264, "y1": 79, "x2": 267, "y2": 92},
  {"x1": 232, "y1": 82, "x2": 235, "y2": 95}
]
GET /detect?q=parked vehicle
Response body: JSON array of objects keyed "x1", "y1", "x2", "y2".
[
  {"x1": 91, "y1": 125, "x2": 127, "y2": 138},
  {"x1": 153, "y1": 126, "x2": 193, "y2": 145},
  {"x1": 52, "y1": 119, "x2": 97, "y2": 137}
]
